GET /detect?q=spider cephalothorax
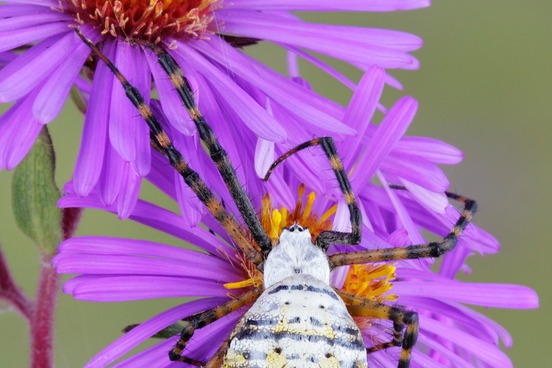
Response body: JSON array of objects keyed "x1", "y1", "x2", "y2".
[
  {"x1": 76, "y1": 28, "x2": 477, "y2": 368},
  {"x1": 264, "y1": 224, "x2": 331, "y2": 287}
]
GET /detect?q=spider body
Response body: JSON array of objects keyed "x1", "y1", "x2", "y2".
[
  {"x1": 76, "y1": 27, "x2": 478, "y2": 368},
  {"x1": 223, "y1": 225, "x2": 367, "y2": 368}
]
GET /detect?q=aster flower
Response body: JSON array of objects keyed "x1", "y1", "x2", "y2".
[
  {"x1": 53, "y1": 73, "x2": 538, "y2": 367},
  {"x1": 0, "y1": 0, "x2": 427, "y2": 218}
]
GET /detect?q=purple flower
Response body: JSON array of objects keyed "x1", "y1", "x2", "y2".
[
  {"x1": 0, "y1": 0, "x2": 427, "y2": 218},
  {"x1": 54, "y1": 73, "x2": 538, "y2": 367}
]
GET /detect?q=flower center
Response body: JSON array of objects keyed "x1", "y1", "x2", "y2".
[
  {"x1": 260, "y1": 184, "x2": 336, "y2": 246},
  {"x1": 342, "y1": 263, "x2": 397, "y2": 303},
  {"x1": 67, "y1": 0, "x2": 219, "y2": 43},
  {"x1": 341, "y1": 263, "x2": 398, "y2": 330}
]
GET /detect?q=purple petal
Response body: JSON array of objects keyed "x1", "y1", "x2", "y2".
[
  {"x1": 229, "y1": 0, "x2": 430, "y2": 11},
  {"x1": 85, "y1": 298, "x2": 227, "y2": 368},
  {"x1": 99, "y1": 142, "x2": 126, "y2": 206},
  {"x1": 351, "y1": 96, "x2": 418, "y2": 191},
  {"x1": 190, "y1": 39, "x2": 354, "y2": 136},
  {"x1": 145, "y1": 50, "x2": 195, "y2": 135},
  {"x1": 171, "y1": 42, "x2": 287, "y2": 142},
  {"x1": 109, "y1": 41, "x2": 151, "y2": 177},
  {"x1": 63, "y1": 275, "x2": 228, "y2": 301},
  {"x1": 111, "y1": 339, "x2": 175, "y2": 368},
  {"x1": 0, "y1": 11, "x2": 64, "y2": 31},
  {"x1": 219, "y1": 10, "x2": 421, "y2": 69},
  {"x1": 401, "y1": 180, "x2": 448, "y2": 214},
  {"x1": 2, "y1": 0, "x2": 57, "y2": 4},
  {"x1": 284, "y1": 45, "x2": 357, "y2": 91},
  {"x1": 56, "y1": 236, "x2": 237, "y2": 274},
  {"x1": 0, "y1": 26, "x2": 94, "y2": 104},
  {"x1": 395, "y1": 269, "x2": 539, "y2": 308},
  {"x1": 73, "y1": 54, "x2": 113, "y2": 196},
  {"x1": 54, "y1": 253, "x2": 238, "y2": 282},
  {"x1": 254, "y1": 138, "x2": 274, "y2": 177},
  {"x1": 415, "y1": 333, "x2": 477, "y2": 368},
  {"x1": 381, "y1": 153, "x2": 449, "y2": 192},
  {"x1": 394, "y1": 136, "x2": 464, "y2": 164},
  {"x1": 115, "y1": 164, "x2": 141, "y2": 219},
  {"x1": 262, "y1": 172, "x2": 296, "y2": 210},
  {"x1": 403, "y1": 295, "x2": 512, "y2": 348},
  {"x1": 112, "y1": 308, "x2": 242, "y2": 368},
  {"x1": 342, "y1": 66, "x2": 385, "y2": 166},
  {"x1": 379, "y1": 171, "x2": 425, "y2": 244},
  {"x1": 455, "y1": 302, "x2": 513, "y2": 348},
  {"x1": 444, "y1": 206, "x2": 500, "y2": 255},
  {"x1": 0, "y1": 22, "x2": 68, "y2": 53},
  {"x1": 440, "y1": 245, "x2": 472, "y2": 278},
  {"x1": 419, "y1": 316, "x2": 513, "y2": 368},
  {"x1": 59, "y1": 188, "x2": 237, "y2": 258},
  {"x1": 0, "y1": 94, "x2": 42, "y2": 169},
  {"x1": 32, "y1": 34, "x2": 90, "y2": 124}
]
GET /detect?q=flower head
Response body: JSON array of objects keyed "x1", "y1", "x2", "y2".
[
  {"x1": 54, "y1": 74, "x2": 538, "y2": 367},
  {"x1": 0, "y1": 0, "x2": 427, "y2": 218}
]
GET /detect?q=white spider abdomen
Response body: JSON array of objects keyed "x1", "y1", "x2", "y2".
[{"x1": 223, "y1": 275, "x2": 367, "y2": 368}]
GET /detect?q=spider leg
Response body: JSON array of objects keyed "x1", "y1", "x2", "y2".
[
  {"x1": 139, "y1": 41, "x2": 272, "y2": 256},
  {"x1": 338, "y1": 290, "x2": 418, "y2": 368},
  {"x1": 263, "y1": 137, "x2": 361, "y2": 250},
  {"x1": 74, "y1": 29, "x2": 265, "y2": 266},
  {"x1": 169, "y1": 287, "x2": 263, "y2": 364},
  {"x1": 329, "y1": 190, "x2": 477, "y2": 267}
]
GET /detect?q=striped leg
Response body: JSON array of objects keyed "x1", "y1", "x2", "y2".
[
  {"x1": 74, "y1": 29, "x2": 265, "y2": 266},
  {"x1": 338, "y1": 291, "x2": 419, "y2": 368},
  {"x1": 139, "y1": 42, "x2": 272, "y2": 256},
  {"x1": 263, "y1": 137, "x2": 361, "y2": 250},
  {"x1": 329, "y1": 190, "x2": 477, "y2": 268},
  {"x1": 169, "y1": 287, "x2": 263, "y2": 364}
]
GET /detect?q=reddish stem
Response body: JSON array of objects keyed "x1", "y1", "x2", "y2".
[
  {"x1": 29, "y1": 208, "x2": 81, "y2": 368},
  {"x1": 30, "y1": 255, "x2": 60, "y2": 368},
  {"x1": 0, "y1": 248, "x2": 32, "y2": 319}
]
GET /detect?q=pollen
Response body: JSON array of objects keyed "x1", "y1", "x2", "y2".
[
  {"x1": 66, "y1": 0, "x2": 219, "y2": 43},
  {"x1": 343, "y1": 263, "x2": 398, "y2": 332},
  {"x1": 261, "y1": 184, "x2": 336, "y2": 244},
  {"x1": 224, "y1": 251, "x2": 262, "y2": 291},
  {"x1": 342, "y1": 263, "x2": 398, "y2": 303}
]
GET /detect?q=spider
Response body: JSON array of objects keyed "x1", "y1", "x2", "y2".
[{"x1": 75, "y1": 28, "x2": 477, "y2": 368}]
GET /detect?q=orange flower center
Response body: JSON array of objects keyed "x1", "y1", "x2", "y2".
[
  {"x1": 342, "y1": 263, "x2": 398, "y2": 303},
  {"x1": 66, "y1": 0, "x2": 219, "y2": 43},
  {"x1": 342, "y1": 263, "x2": 398, "y2": 331},
  {"x1": 260, "y1": 184, "x2": 336, "y2": 246}
]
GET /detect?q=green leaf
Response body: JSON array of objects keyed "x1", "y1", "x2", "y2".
[
  {"x1": 122, "y1": 322, "x2": 184, "y2": 339},
  {"x1": 12, "y1": 127, "x2": 62, "y2": 256}
]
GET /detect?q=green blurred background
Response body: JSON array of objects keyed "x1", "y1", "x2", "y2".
[{"x1": 0, "y1": 1, "x2": 549, "y2": 366}]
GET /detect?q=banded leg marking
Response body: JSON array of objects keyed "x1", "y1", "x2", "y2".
[
  {"x1": 338, "y1": 291, "x2": 419, "y2": 368},
  {"x1": 263, "y1": 137, "x2": 361, "y2": 250},
  {"x1": 140, "y1": 42, "x2": 272, "y2": 256},
  {"x1": 329, "y1": 189, "x2": 477, "y2": 268},
  {"x1": 169, "y1": 287, "x2": 262, "y2": 364},
  {"x1": 75, "y1": 28, "x2": 264, "y2": 265}
]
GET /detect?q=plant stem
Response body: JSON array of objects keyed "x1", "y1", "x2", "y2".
[
  {"x1": 0, "y1": 248, "x2": 32, "y2": 319},
  {"x1": 30, "y1": 254, "x2": 60, "y2": 368}
]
